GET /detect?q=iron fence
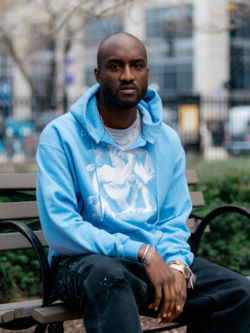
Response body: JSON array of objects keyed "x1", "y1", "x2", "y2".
[{"x1": 0, "y1": 94, "x2": 250, "y2": 163}]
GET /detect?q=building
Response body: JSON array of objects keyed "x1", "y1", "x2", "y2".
[
  {"x1": 83, "y1": 0, "x2": 250, "y2": 97},
  {"x1": 0, "y1": 0, "x2": 250, "y2": 155}
]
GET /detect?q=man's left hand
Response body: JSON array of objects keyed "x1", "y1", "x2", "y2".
[{"x1": 158, "y1": 268, "x2": 187, "y2": 326}]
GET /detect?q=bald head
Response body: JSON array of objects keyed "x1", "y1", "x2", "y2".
[
  {"x1": 97, "y1": 32, "x2": 147, "y2": 69},
  {"x1": 94, "y1": 31, "x2": 149, "y2": 110}
]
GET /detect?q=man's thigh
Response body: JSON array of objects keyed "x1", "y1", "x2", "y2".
[
  {"x1": 51, "y1": 254, "x2": 147, "y2": 308},
  {"x1": 139, "y1": 257, "x2": 250, "y2": 322},
  {"x1": 177, "y1": 257, "x2": 250, "y2": 323}
]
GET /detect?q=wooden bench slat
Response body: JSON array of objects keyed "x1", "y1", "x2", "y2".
[
  {"x1": 33, "y1": 305, "x2": 83, "y2": 324},
  {"x1": 0, "y1": 172, "x2": 197, "y2": 190},
  {"x1": 186, "y1": 218, "x2": 210, "y2": 234},
  {"x1": 13, "y1": 299, "x2": 43, "y2": 319},
  {"x1": 0, "y1": 201, "x2": 38, "y2": 220},
  {"x1": 2, "y1": 310, "x2": 15, "y2": 323},
  {"x1": 0, "y1": 217, "x2": 204, "y2": 253},
  {"x1": 0, "y1": 300, "x2": 43, "y2": 323},
  {"x1": 14, "y1": 300, "x2": 64, "y2": 320},
  {"x1": 190, "y1": 191, "x2": 205, "y2": 207},
  {"x1": 185, "y1": 170, "x2": 198, "y2": 185},
  {"x1": 0, "y1": 173, "x2": 36, "y2": 191},
  {"x1": 186, "y1": 219, "x2": 196, "y2": 234},
  {"x1": 0, "y1": 230, "x2": 48, "y2": 251},
  {"x1": 0, "y1": 299, "x2": 44, "y2": 312}
]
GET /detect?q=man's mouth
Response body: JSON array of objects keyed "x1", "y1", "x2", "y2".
[{"x1": 120, "y1": 85, "x2": 136, "y2": 94}]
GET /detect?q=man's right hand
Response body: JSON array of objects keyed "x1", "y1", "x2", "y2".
[{"x1": 142, "y1": 249, "x2": 185, "y2": 325}]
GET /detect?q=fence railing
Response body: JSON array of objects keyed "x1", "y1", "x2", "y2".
[{"x1": 0, "y1": 94, "x2": 250, "y2": 163}]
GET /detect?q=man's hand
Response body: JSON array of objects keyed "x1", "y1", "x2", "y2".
[
  {"x1": 159, "y1": 268, "x2": 187, "y2": 325},
  {"x1": 139, "y1": 247, "x2": 186, "y2": 326}
]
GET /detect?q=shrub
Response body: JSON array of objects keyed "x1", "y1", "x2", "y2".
[
  {"x1": 0, "y1": 248, "x2": 48, "y2": 302},
  {"x1": 187, "y1": 157, "x2": 250, "y2": 275}
]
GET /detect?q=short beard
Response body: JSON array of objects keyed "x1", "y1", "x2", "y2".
[{"x1": 101, "y1": 80, "x2": 148, "y2": 109}]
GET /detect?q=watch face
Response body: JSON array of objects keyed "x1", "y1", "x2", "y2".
[{"x1": 183, "y1": 266, "x2": 190, "y2": 279}]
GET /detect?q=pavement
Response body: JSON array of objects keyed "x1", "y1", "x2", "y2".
[{"x1": 0, "y1": 318, "x2": 187, "y2": 333}]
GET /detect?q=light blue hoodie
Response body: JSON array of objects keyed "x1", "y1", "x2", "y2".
[{"x1": 36, "y1": 84, "x2": 194, "y2": 267}]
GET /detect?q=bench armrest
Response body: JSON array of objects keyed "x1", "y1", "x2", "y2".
[
  {"x1": 191, "y1": 205, "x2": 250, "y2": 256},
  {"x1": 0, "y1": 220, "x2": 52, "y2": 307}
]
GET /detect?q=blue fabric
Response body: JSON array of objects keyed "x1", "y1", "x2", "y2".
[{"x1": 36, "y1": 84, "x2": 193, "y2": 267}]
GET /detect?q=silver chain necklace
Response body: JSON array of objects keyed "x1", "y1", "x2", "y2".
[{"x1": 96, "y1": 98, "x2": 139, "y2": 146}]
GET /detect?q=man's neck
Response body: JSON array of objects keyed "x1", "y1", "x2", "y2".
[{"x1": 97, "y1": 93, "x2": 138, "y2": 130}]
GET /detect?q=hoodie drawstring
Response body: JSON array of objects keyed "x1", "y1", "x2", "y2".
[
  {"x1": 91, "y1": 139, "x2": 103, "y2": 217},
  {"x1": 152, "y1": 144, "x2": 160, "y2": 226}
]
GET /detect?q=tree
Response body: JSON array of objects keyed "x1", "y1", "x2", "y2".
[
  {"x1": 179, "y1": 0, "x2": 250, "y2": 34},
  {"x1": 0, "y1": 0, "x2": 134, "y2": 109}
]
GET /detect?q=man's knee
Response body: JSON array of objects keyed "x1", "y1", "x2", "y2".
[
  {"x1": 88, "y1": 259, "x2": 127, "y2": 287},
  {"x1": 235, "y1": 276, "x2": 250, "y2": 304}
]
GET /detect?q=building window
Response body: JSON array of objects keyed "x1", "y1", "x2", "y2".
[
  {"x1": 84, "y1": 17, "x2": 124, "y2": 87},
  {"x1": 149, "y1": 64, "x2": 192, "y2": 95},
  {"x1": 0, "y1": 56, "x2": 13, "y2": 116},
  {"x1": 230, "y1": 5, "x2": 250, "y2": 91},
  {"x1": 85, "y1": 18, "x2": 123, "y2": 43},
  {"x1": 146, "y1": 5, "x2": 193, "y2": 95},
  {"x1": 146, "y1": 5, "x2": 193, "y2": 40},
  {"x1": 230, "y1": 4, "x2": 250, "y2": 39}
]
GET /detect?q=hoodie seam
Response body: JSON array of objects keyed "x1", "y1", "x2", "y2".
[
  {"x1": 38, "y1": 143, "x2": 65, "y2": 156},
  {"x1": 174, "y1": 136, "x2": 184, "y2": 167}
]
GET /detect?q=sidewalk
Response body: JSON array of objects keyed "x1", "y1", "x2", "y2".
[{"x1": 0, "y1": 318, "x2": 187, "y2": 332}]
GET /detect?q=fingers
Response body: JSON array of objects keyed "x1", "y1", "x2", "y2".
[
  {"x1": 157, "y1": 282, "x2": 177, "y2": 325},
  {"x1": 160, "y1": 286, "x2": 187, "y2": 326},
  {"x1": 148, "y1": 286, "x2": 162, "y2": 311}
]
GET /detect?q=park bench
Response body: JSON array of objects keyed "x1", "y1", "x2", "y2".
[{"x1": 0, "y1": 171, "x2": 250, "y2": 333}]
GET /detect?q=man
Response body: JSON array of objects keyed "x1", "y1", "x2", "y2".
[{"x1": 37, "y1": 32, "x2": 250, "y2": 333}]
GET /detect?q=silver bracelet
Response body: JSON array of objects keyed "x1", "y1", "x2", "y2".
[
  {"x1": 141, "y1": 244, "x2": 150, "y2": 263},
  {"x1": 143, "y1": 247, "x2": 155, "y2": 267},
  {"x1": 142, "y1": 247, "x2": 156, "y2": 267}
]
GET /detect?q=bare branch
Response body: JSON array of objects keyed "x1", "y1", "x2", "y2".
[{"x1": 2, "y1": 34, "x2": 41, "y2": 101}]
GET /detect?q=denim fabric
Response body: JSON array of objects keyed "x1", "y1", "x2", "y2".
[{"x1": 52, "y1": 255, "x2": 250, "y2": 333}]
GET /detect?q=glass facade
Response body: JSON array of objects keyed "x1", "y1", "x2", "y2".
[
  {"x1": 0, "y1": 56, "x2": 13, "y2": 116},
  {"x1": 230, "y1": 5, "x2": 250, "y2": 91},
  {"x1": 84, "y1": 6, "x2": 193, "y2": 94},
  {"x1": 146, "y1": 5, "x2": 193, "y2": 40},
  {"x1": 85, "y1": 18, "x2": 123, "y2": 43},
  {"x1": 146, "y1": 5, "x2": 193, "y2": 95},
  {"x1": 84, "y1": 18, "x2": 124, "y2": 87}
]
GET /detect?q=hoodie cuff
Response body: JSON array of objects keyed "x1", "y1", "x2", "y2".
[{"x1": 122, "y1": 239, "x2": 144, "y2": 262}]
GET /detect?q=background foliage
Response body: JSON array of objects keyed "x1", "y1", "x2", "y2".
[
  {"x1": 1, "y1": 157, "x2": 250, "y2": 301},
  {"x1": 187, "y1": 157, "x2": 250, "y2": 276}
]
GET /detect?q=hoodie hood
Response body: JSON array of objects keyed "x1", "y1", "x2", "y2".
[{"x1": 70, "y1": 83, "x2": 163, "y2": 145}]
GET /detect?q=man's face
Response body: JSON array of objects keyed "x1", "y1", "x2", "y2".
[{"x1": 95, "y1": 35, "x2": 149, "y2": 109}]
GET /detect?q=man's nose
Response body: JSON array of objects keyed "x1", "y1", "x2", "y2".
[{"x1": 120, "y1": 65, "x2": 135, "y2": 81}]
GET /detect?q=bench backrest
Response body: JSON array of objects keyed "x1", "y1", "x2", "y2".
[{"x1": 0, "y1": 171, "x2": 204, "y2": 252}]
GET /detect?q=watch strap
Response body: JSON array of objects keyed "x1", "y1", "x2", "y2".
[
  {"x1": 168, "y1": 260, "x2": 197, "y2": 289},
  {"x1": 169, "y1": 264, "x2": 189, "y2": 280}
]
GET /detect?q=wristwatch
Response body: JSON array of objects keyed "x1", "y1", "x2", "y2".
[{"x1": 169, "y1": 261, "x2": 190, "y2": 281}]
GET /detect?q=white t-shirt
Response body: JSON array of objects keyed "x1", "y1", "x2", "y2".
[{"x1": 105, "y1": 110, "x2": 142, "y2": 150}]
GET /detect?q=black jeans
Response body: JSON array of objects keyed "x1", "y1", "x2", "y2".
[{"x1": 51, "y1": 255, "x2": 250, "y2": 333}]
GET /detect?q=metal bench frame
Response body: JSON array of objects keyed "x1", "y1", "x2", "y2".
[{"x1": 0, "y1": 171, "x2": 250, "y2": 333}]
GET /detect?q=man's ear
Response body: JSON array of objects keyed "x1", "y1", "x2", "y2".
[{"x1": 94, "y1": 68, "x2": 101, "y2": 85}]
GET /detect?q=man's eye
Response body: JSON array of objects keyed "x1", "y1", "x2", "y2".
[
  {"x1": 134, "y1": 64, "x2": 142, "y2": 69},
  {"x1": 110, "y1": 65, "x2": 119, "y2": 69}
]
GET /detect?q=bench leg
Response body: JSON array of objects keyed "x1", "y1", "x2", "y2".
[
  {"x1": 48, "y1": 322, "x2": 64, "y2": 333},
  {"x1": 33, "y1": 323, "x2": 47, "y2": 333}
]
